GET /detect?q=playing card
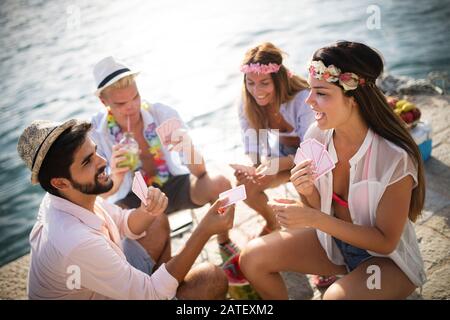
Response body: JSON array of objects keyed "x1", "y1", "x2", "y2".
[
  {"x1": 309, "y1": 139, "x2": 325, "y2": 165},
  {"x1": 132, "y1": 171, "x2": 148, "y2": 206},
  {"x1": 156, "y1": 118, "x2": 182, "y2": 146},
  {"x1": 229, "y1": 164, "x2": 256, "y2": 175},
  {"x1": 300, "y1": 139, "x2": 314, "y2": 162},
  {"x1": 170, "y1": 118, "x2": 182, "y2": 130},
  {"x1": 166, "y1": 118, "x2": 182, "y2": 140},
  {"x1": 219, "y1": 185, "x2": 247, "y2": 207},
  {"x1": 293, "y1": 148, "x2": 308, "y2": 165},
  {"x1": 315, "y1": 149, "x2": 335, "y2": 180}
]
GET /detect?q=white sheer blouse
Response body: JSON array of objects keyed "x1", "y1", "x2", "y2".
[{"x1": 305, "y1": 123, "x2": 426, "y2": 287}]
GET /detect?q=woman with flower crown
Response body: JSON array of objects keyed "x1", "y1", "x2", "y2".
[
  {"x1": 234, "y1": 42, "x2": 315, "y2": 242},
  {"x1": 239, "y1": 41, "x2": 426, "y2": 299}
]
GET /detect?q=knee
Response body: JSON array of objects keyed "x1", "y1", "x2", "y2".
[
  {"x1": 322, "y1": 282, "x2": 347, "y2": 300},
  {"x1": 239, "y1": 239, "x2": 267, "y2": 276},
  {"x1": 201, "y1": 263, "x2": 229, "y2": 299},
  {"x1": 177, "y1": 262, "x2": 228, "y2": 300},
  {"x1": 211, "y1": 174, "x2": 232, "y2": 195}
]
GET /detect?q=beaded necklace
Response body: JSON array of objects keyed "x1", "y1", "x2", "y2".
[{"x1": 106, "y1": 103, "x2": 170, "y2": 187}]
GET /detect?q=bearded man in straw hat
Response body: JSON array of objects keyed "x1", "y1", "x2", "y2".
[
  {"x1": 89, "y1": 56, "x2": 239, "y2": 262},
  {"x1": 17, "y1": 119, "x2": 233, "y2": 299}
]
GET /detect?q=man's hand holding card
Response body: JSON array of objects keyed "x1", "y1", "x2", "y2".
[
  {"x1": 219, "y1": 185, "x2": 247, "y2": 208},
  {"x1": 156, "y1": 118, "x2": 191, "y2": 152},
  {"x1": 132, "y1": 171, "x2": 168, "y2": 215}
]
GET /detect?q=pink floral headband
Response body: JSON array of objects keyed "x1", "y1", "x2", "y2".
[
  {"x1": 308, "y1": 60, "x2": 366, "y2": 91},
  {"x1": 240, "y1": 62, "x2": 281, "y2": 74},
  {"x1": 240, "y1": 62, "x2": 295, "y2": 78}
]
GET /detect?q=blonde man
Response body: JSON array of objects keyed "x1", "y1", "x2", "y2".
[{"x1": 89, "y1": 56, "x2": 238, "y2": 262}]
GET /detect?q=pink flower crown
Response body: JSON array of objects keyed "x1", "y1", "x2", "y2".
[
  {"x1": 308, "y1": 60, "x2": 366, "y2": 91},
  {"x1": 240, "y1": 62, "x2": 281, "y2": 74}
]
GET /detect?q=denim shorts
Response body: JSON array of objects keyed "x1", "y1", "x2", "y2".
[
  {"x1": 333, "y1": 237, "x2": 373, "y2": 272},
  {"x1": 122, "y1": 238, "x2": 178, "y2": 300},
  {"x1": 122, "y1": 238, "x2": 155, "y2": 275},
  {"x1": 279, "y1": 143, "x2": 297, "y2": 157}
]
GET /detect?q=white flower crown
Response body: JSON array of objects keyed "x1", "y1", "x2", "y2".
[{"x1": 308, "y1": 60, "x2": 366, "y2": 91}]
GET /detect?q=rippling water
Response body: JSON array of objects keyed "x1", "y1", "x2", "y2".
[{"x1": 0, "y1": 0, "x2": 449, "y2": 266}]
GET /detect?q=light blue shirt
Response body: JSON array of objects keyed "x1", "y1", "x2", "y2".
[{"x1": 238, "y1": 89, "x2": 315, "y2": 157}]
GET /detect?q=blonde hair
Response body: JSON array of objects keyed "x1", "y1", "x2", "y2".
[
  {"x1": 241, "y1": 42, "x2": 309, "y2": 130},
  {"x1": 101, "y1": 74, "x2": 137, "y2": 97}
]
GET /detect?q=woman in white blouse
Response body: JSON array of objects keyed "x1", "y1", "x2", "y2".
[
  {"x1": 239, "y1": 41, "x2": 426, "y2": 299},
  {"x1": 235, "y1": 42, "x2": 315, "y2": 238}
]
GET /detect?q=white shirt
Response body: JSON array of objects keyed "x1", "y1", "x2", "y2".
[
  {"x1": 27, "y1": 193, "x2": 179, "y2": 300},
  {"x1": 305, "y1": 123, "x2": 426, "y2": 287},
  {"x1": 89, "y1": 102, "x2": 190, "y2": 204},
  {"x1": 238, "y1": 90, "x2": 315, "y2": 156}
]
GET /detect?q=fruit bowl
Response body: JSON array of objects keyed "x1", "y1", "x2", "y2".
[
  {"x1": 406, "y1": 120, "x2": 420, "y2": 130},
  {"x1": 386, "y1": 96, "x2": 421, "y2": 129}
]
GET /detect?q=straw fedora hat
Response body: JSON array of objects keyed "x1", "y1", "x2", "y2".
[
  {"x1": 17, "y1": 119, "x2": 83, "y2": 184},
  {"x1": 93, "y1": 56, "x2": 139, "y2": 97}
]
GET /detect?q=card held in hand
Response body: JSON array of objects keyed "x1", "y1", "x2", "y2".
[
  {"x1": 219, "y1": 184, "x2": 247, "y2": 207},
  {"x1": 315, "y1": 149, "x2": 335, "y2": 179},
  {"x1": 300, "y1": 139, "x2": 314, "y2": 161},
  {"x1": 309, "y1": 139, "x2": 326, "y2": 165},
  {"x1": 132, "y1": 171, "x2": 148, "y2": 206},
  {"x1": 156, "y1": 118, "x2": 183, "y2": 147},
  {"x1": 296, "y1": 138, "x2": 335, "y2": 180},
  {"x1": 294, "y1": 148, "x2": 309, "y2": 165}
]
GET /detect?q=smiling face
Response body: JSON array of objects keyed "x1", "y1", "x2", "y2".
[
  {"x1": 67, "y1": 138, "x2": 113, "y2": 195},
  {"x1": 245, "y1": 72, "x2": 276, "y2": 107},
  {"x1": 306, "y1": 75, "x2": 357, "y2": 130},
  {"x1": 100, "y1": 82, "x2": 141, "y2": 127}
]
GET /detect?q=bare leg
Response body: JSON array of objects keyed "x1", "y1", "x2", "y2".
[
  {"x1": 176, "y1": 262, "x2": 229, "y2": 300},
  {"x1": 156, "y1": 236, "x2": 172, "y2": 269},
  {"x1": 136, "y1": 214, "x2": 171, "y2": 269},
  {"x1": 323, "y1": 257, "x2": 416, "y2": 300},
  {"x1": 238, "y1": 170, "x2": 291, "y2": 233},
  {"x1": 189, "y1": 173, "x2": 232, "y2": 244},
  {"x1": 239, "y1": 228, "x2": 346, "y2": 299}
]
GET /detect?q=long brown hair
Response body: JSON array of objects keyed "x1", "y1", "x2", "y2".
[
  {"x1": 241, "y1": 42, "x2": 309, "y2": 130},
  {"x1": 312, "y1": 41, "x2": 425, "y2": 222}
]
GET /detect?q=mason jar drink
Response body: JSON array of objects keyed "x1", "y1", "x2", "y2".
[{"x1": 117, "y1": 132, "x2": 139, "y2": 171}]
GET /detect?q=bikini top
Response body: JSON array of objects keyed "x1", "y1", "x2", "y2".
[
  {"x1": 331, "y1": 138, "x2": 372, "y2": 210},
  {"x1": 332, "y1": 192, "x2": 349, "y2": 208}
]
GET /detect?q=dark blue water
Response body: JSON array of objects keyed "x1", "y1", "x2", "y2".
[{"x1": 0, "y1": 0, "x2": 449, "y2": 266}]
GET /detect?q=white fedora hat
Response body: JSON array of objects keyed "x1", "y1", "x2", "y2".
[{"x1": 93, "y1": 56, "x2": 139, "y2": 96}]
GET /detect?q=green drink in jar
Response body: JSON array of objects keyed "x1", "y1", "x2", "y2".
[{"x1": 117, "y1": 132, "x2": 139, "y2": 171}]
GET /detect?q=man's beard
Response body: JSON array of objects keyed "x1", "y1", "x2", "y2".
[{"x1": 70, "y1": 166, "x2": 113, "y2": 195}]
